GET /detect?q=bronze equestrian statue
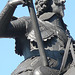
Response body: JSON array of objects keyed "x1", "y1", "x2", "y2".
[{"x1": 0, "y1": 0, "x2": 75, "y2": 75}]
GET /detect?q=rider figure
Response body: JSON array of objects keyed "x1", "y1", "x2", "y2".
[{"x1": 0, "y1": 0, "x2": 74, "y2": 75}]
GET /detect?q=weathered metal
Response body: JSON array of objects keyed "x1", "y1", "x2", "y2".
[{"x1": 0, "y1": 0, "x2": 75, "y2": 75}]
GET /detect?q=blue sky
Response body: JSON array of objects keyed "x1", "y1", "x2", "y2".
[{"x1": 0, "y1": 0, "x2": 75, "y2": 75}]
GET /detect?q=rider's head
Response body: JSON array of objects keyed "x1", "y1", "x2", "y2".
[{"x1": 35, "y1": 0, "x2": 66, "y2": 17}]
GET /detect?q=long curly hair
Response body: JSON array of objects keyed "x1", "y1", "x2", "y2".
[{"x1": 35, "y1": 0, "x2": 52, "y2": 17}]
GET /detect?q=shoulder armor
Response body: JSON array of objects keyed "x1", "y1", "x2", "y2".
[
  {"x1": 27, "y1": 19, "x2": 68, "y2": 45},
  {"x1": 27, "y1": 19, "x2": 55, "y2": 42}
]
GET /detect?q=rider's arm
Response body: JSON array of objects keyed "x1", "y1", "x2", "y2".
[
  {"x1": 0, "y1": 0, "x2": 25, "y2": 37},
  {"x1": 0, "y1": 3, "x2": 16, "y2": 36}
]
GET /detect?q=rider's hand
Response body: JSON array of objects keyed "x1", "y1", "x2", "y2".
[{"x1": 8, "y1": 0, "x2": 25, "y2": 6}]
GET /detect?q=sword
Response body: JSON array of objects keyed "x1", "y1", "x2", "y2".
[{"x1": 24, "y1": 0, "x2": 48, "y2": 66}]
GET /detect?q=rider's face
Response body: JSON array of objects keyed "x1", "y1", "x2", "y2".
[{"x1": 51, "y1": 0, "x2": 66, "y2": 17}]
